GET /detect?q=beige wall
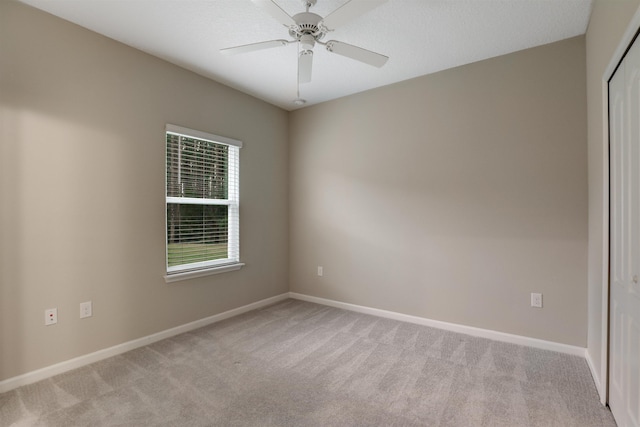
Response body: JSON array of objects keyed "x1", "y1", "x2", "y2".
[
  {"x1": 0, "y1": 0, "x2": 611, "y2": 384},
  {"x1": 289, "y1": 36, "x2": 588, "y2": 346},
  {"x1": 0, "y1": 1, "x2": 289, "y2": 381},
  {"x1": 585, "y1": 0, "x2": 640, "y2": 392}
]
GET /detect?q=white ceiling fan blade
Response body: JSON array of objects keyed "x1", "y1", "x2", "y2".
[
  {"x1": 220, "y1": 39, "x2": 289, "y2": 55},
  {"x1": 325, "y1": 41, "x2": 388, "y2": 68},
  {"x1": 251, "y1": 0, "x2": 296, "y2": 27},
  {"x1": 321, "y1": 0, "x2": 387, "y2": 30},
  {"x1": 299, "y1": 50, "x2": 313, "y2": 84}
]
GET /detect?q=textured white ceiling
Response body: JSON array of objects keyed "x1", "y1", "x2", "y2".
[{"x1": 18, "y1": 0, "x2": 593, "y2": 110}]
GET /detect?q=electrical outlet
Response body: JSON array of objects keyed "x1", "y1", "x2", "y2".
[
  {"x1": 45, "y1": 308, "x2": 57, "y2": 325},
  {"x1": 531, "y1": 293, "x2": 543, "y2": 308},
  {"x1": 317, "y1": 266, "x2": 323, "y2": 277},
  {"x1": 80, "y1": 301, "x2": 92, "y2": 319}
]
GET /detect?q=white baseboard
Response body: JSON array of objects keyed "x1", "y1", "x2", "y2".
[
  {"x1": 585, "y1": 349, "x2": 606, "y2": 404},
  {"x1": 289, "y1": 292, "x2": 586, "y2": 357},
  {"x1": 1, "y1": 291, "x2": 589, "y2": 394},
  {"x1": 0, "y1": 293, "x2": 289, "y2": 394}
]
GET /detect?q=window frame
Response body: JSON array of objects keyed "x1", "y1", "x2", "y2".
[{"x1": 164, "y1": 124, "x2": 244, "y2": 283}]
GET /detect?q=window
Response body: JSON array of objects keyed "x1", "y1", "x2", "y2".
[{"x1": 165, "y1": 124, "x2": 243, "y2": 282}]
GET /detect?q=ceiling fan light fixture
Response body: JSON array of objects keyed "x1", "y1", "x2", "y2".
[{"x1": 299, "y1": 34, "x2": 316, "y2": 51}]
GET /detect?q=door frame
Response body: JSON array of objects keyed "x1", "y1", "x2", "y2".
[{"x1": 602, "y1": 5, "x2": 640, "y2": 406}]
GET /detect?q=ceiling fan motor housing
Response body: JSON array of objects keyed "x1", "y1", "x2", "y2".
[{"x1": 289, "y1": 12, "x2": 326, "y2": 44}]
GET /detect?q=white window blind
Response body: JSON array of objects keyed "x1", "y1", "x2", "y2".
[{"x1": 165, "y1": 124, "x2": 241, "y2": 276}]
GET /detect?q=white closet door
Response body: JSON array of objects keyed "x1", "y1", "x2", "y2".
[{"x1": 610, "y1": 31, "x2": 640, "y2": 427}]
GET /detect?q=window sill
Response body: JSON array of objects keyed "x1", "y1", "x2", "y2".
[{"x1": 164, "y1": 263, "x2": 245, "y2": 283}]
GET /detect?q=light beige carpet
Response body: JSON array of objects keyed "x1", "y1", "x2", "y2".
[{"x1": 1, "y1": 299, "x2": 616, "y2": 426}]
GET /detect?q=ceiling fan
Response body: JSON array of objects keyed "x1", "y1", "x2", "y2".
[{"x1": 221, "y1": 0, "x2": 389, "y2": 100}]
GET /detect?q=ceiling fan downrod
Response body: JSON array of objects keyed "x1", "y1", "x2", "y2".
[{"x1": 302, "y1": 0, "x2": 317, "y2": 12}]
